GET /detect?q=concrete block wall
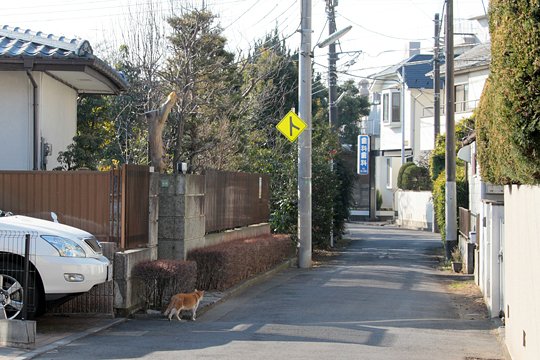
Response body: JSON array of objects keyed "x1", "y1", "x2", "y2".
[
  {"x1": 157, "y1": 175, "x2": 187, "y2": 259},
  {"x1": 113, "y1": 247, "x2": 154, "y2": 316},
  {"x1": 157, "y1": 174, "x2": 270, "y2": 260},
  {"x1": 183, "y1": 175, "x2": 205, "y2": 258},
  {"x1": 0, "y1": 320, "x2": 35, "y2": 349}
]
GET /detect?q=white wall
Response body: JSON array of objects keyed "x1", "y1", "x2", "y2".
[
  {"x1": 375, "y1": 156, "x2": 401, "y2": 210},
  {"x1": 0, "y1": 72, "x2": 32, "y2": 170},
  {"x1": 504, "y1": 185, "x2": 540, "y2": 360},
  {"x1": 0, "y1": 71, "x2": 77, "y2": 171},
  {"x1": 41, "y1": 74, "x2": 78, "y2": 170},
  {"x1": 395, "y1": 190, "x2": 433, "y2": 230},
  {"x1": 419, "y1": 69, "x2": 488, "y2": 152}
]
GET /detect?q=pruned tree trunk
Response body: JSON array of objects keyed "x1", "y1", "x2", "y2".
[{"x1": 145, "y1": 92, "x2": 177, "y2": 173}]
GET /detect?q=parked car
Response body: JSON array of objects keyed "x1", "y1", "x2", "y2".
[{"x1": 0, "y1": 210, "x2": 111, "y2": 319}]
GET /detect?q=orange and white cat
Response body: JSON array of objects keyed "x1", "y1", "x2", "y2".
[{"x1": 164, "y1": 290, "x2": 205, "y2": 321}]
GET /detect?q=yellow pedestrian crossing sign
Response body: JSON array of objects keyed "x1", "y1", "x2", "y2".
[{"x1": 276, "y1": 110, "x2": 307, "y2": 142}]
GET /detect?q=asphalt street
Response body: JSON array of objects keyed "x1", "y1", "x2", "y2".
[{"x1": 34, "y1": 223, "x2": 506, "y2": 360}]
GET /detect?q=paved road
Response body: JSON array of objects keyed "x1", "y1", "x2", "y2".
[{"x1": 35, "y1": 224, "x2": 505, "y2": 360}]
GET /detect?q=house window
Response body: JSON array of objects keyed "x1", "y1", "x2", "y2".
[
  {"x1": 382, "y1": 93, "x2": 389, "y2": 122},
  {"x1": 455, "y1": 83, "x2": 469, "y2": 112},
  {"x1": 386, "y1": 158, "x2": 393, "y2": 188},
  {"x1": 382, "y1": 90, "x2": 401, "y2": 124},
  {"x1": 391, "y1": 92, "x2": 401, "y2": 122}
]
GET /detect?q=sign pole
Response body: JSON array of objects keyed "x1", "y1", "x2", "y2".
[{"x1": 298, "y1": 0, "x2": 312, "y2": 268}]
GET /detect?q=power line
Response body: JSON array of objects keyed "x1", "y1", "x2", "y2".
[{"x1": 337, "y1": 12, "x2": 430, "y2": 41}]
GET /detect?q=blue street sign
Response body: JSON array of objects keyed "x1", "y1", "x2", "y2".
[{"x1": 357, "y1": 135, "x2": 370, "y2": 175}]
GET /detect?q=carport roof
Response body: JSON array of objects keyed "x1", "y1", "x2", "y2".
[{"x1": 0, "y1": 25, "x2": 128, "y2": 95}]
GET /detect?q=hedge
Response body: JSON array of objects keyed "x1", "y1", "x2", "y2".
[
  {"x1": 398, "y1": 162, "x2": 432, "y2": 191},
  {"x1": 476, "y1": 1, "x2": 540, "y2": 184},
  {"x1": 187, "y1": 235, "x2": 294, "y2": 291},
  {"x1": 132, "y1": 259, "x2": 197, "y2": 310}
]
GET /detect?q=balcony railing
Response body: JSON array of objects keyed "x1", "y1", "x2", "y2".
[{"x1": 422, "y1": 99, "x2": 479, "y2": 118}]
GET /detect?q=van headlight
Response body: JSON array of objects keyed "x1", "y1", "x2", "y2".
[{"x1": 41, "y1": 235, "x2": 86, "y2": 257}]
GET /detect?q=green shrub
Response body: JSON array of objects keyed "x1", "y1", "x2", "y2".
[
  {"x1": 187, "y1": 235, "x2": 294, "y2": 291},
  {"x1": 398, "y1": 163, "x2": 432, "y2": 191},
  {"x1": 376, "y1": 189, "x2": 383, "y2": 210},
  {"x1": 397, "y1": 162, "x2": 416, "y2": 188},
  {"x1": 132, "y1": 259, "x2": 197, "y2": 310},
  {"x1": 476, "y1": 1, "x2": 540, "y2": 184}
]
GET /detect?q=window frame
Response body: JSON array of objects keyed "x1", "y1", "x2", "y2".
[{"x1": 381, "y1": 90, "x2": 401, "y2": 125}]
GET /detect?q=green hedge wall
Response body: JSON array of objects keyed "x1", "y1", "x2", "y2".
[{"x1": 476, "y1": 1, "x2": 540, "y2": 184}]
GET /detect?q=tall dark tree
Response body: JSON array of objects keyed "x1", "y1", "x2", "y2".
[{"x1": 164, "y1": 9, "x2": 241, "y2": 172}]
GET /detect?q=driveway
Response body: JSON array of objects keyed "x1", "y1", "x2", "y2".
[{"x1": 33, "y1": 223, "x2": 506, "y2": 360}]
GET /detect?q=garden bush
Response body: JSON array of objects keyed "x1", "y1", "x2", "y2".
[
  {"x1": 187, "y1": 235, "x2": 294, "y2": 291},
  {"x1": 132, "y1": 259, "x2": 197, "y2": 310},
  {"x1": 398, "y1": 162, "x2": 432, "y2": 191},
  {"x1": 397, "y1": 162, "x2": 416, "y2": 188}
]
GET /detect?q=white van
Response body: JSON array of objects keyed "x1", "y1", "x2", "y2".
[{"x1": 0, "y1": 211, "x2": 111, "y2": 319}]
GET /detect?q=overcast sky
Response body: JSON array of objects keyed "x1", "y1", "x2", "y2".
[{"x1": 1, "y1": 0, "x2": 488, "y2": 81}]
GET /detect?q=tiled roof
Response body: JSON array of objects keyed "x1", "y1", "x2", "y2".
[
  {"x1": 0, "y1": 25, "x2": 128, "y2": 94},
  {"x1": 454, "y1": 42, "x2": 490, "y2": 72},
  {"x1": 398, "y1": 54, "x2": 434, "y2": 89},
  {"x1": 0, "y1": 25, "x2": 93, "y2": 59},
  {"x1": 370, "y1": 54, "x2": 434, "y2": 90}
]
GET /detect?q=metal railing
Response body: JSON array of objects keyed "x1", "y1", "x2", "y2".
[{"x1": 0, "y1": 231, "x2": 37, "y2": 320}]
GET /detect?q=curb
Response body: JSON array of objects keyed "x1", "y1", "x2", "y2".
[{"x1": 16, "y1": 318, "x2": 127, "y2": 360}]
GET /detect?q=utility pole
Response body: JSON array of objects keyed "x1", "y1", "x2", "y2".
[
  {"x1": 298, "y1": 0, "x2": 312, "y2": 268},
  {"x1": 327, "y1": 0, "x2": 338, "y2": 132},
  {"x1": 326, "y1": 0, "x2": 338, "y2": 247},
  {"x1": 433, "y1": 13, "x2": 441, "y2": 143},
  {"x1": 445, "y1": 0, "x2": 457, "y2": 260}
]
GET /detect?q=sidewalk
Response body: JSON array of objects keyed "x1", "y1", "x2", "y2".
[{"x1": 0, "y1": 259, "x2": 294, "y2": 360}]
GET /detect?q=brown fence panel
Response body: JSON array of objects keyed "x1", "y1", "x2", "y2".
[
  {"x1": 458, "y1": 206, "x2": 471, "y2": 238},
  {"x1": 120, "y1": 164, "x2": 149, "y2": 249},
  {"x1": 205, "y1": 170, "x2": 270, "y2": 234},
  {"x1": 0, "y1": 171, "x2": 112, "y2": 242}
]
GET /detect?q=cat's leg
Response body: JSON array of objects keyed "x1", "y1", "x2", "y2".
[
  {"x1": 176, "y1": 309, "x2": 183, "y2": 321},
  {"x1": 168, "y1": 309, "x2": 175, "y2": 321},
  {"x1": 192, "y1": 304, "x2": 199, "y2": 321}
]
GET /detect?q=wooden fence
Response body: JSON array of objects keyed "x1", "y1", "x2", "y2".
[
  {"x1": 204, "y1": 170, "x2": 270, "y2": 234},
  {"x1": 0, "y1": 164, "x2": 149, "y2": 250}
]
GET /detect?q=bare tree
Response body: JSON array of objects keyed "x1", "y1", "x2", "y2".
[{"x1": 144, "y1": 92, "x2": 177, "y2": 173}]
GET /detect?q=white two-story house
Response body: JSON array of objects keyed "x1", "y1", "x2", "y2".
[{"x1": 368, "y1": 53, "x2": 435, "y2": 210}]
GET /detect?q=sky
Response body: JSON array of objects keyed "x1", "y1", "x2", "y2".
[{"x1": 0, "y1": 0, "x2": 489, "y2": 82}]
